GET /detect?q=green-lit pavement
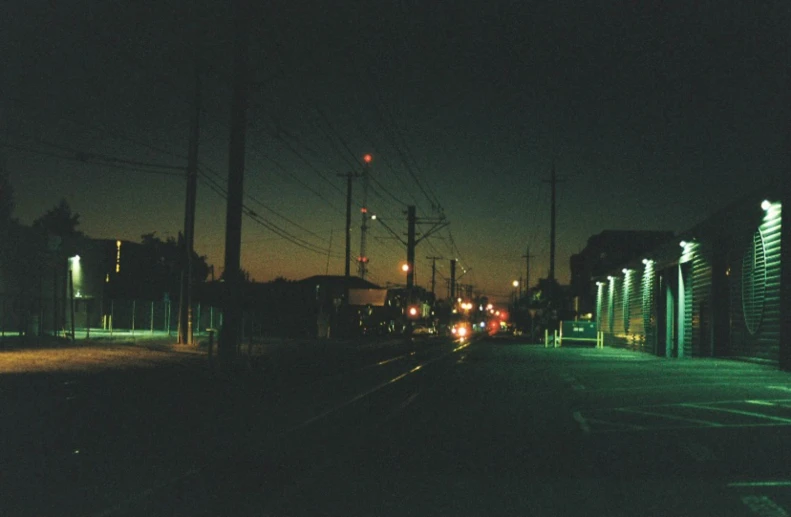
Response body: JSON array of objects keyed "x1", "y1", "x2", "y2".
[{"x1": 6, "y1": 336, "x2": 791, "y2": 516}]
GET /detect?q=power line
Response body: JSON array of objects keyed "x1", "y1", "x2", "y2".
[
  {"x1": 197, "y1": 169, "x2": 339, "y2": 257},
  {"x1": 1, "y1": 141, "x2": 184, "y2": 178}
]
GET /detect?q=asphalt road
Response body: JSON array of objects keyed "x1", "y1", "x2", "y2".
[{"x1": 5, "y1": 335, "x2": 791, "y2": 516}]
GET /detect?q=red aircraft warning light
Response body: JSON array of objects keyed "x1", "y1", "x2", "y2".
[{"x1": 363, "y1": 154, "x2": 373, "y2": 164}]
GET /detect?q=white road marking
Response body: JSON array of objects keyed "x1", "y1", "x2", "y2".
[
  {"x1": 682, "y1": 403, "x2": 791, "y2": 424},
  {"x1": 730, "y1": 481, "x2": 791, "y2": 488},
  {"x1": 740, "y1": 495, "x2": 789, "y2": 517},
  {"x1": 572, "y1": 411, "x2": 590, "y2": 433},
  {"x1": 615, "y1": 407, "x2": 723, "y2": 427}
]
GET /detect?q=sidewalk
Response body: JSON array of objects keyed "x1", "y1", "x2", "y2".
[{"x1": 0, "y1": 329, "x2": 420, "y2": 375}]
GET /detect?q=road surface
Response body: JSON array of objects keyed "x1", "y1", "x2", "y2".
[{"x1": 4, "y1": 335, "x2": 791, "y2": 516}]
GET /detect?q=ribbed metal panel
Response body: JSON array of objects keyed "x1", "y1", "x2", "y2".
[
  {"x1": 729, "y1": 203, "x2": 782, "y2": 362},
  {"x1": 612, "y1": 277, "x2": 624, "y2": 335},
  {"x1": 607, "y1": 278, "x2": 616, "y2": 333},
  {"x1": 641, "y1": 262, "x2": 656, "y2": 353},
  {"x1": 626, "y1": 270, "x2": 645, "y2": 350},
  {"x1": 595, "y1": 283, "x2": 604, "y2": 332},
  {"x1": 681, "y1": 263, "x2": 693, "y2": 357},
  {"x1": 691, "y1": 243, "x2": 713, "y2": 357}
]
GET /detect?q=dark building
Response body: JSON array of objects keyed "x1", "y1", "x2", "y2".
[{"x1": 570, "y1": 230, "x2": 674, "y2": 315}]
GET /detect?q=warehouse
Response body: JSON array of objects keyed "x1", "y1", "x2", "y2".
[{"x1": 594, "y1": 182, "x2": 791, "y2": 367}]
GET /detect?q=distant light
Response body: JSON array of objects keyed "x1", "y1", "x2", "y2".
[
  {"x1": 371, "y1": 214, "x2": 377, "y2": 220},
  {"x1": 679, "y1": 240, "x2": 687, "y2": 248},
  {"x1": 363, "y1": 153, "x2": 373, "y2": 164},
  {"x1": 361, "y1": 207, "x2": 367, "y2": 213},
  {"x1": 69, "y1": 255, "x2": 80, "y2": 262},
  {"x1": 401, "y1": 263, "x2": 410, "y2": 272},
  {"x1": 457, "y1": 297, "x2": 462, "y2": 303},
  {"x1": 622, "y1": 268, "x2": 629, "y2": 274},
  {"x1": 596, "y1": 281, "x2": 604, "y2": 286},
  {"x1": 480, "y1": 322, "x2": 485, "y2": 328},
  {"x1": 512, "y1": 280, "x2": 519, "y2": 288},
  {"x1": 408, "y1": 306, "x2": 418, "y2": 316},
  {"x1": 486, "y1": 303, "x2": 493, "y2": 311},
  {"x1": 761, "y1": 199, "x2": 772, "y2": 211},
  {"x1": 607, "y1": 276, "x2": 614, "y2": 281},
  {"x1": 642, "y1": 258, "x2": 650, "y2": 265}
]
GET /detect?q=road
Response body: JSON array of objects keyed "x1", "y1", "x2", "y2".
[{"x1": 5, "y1": 335, "x2": 791, "y2": 516}]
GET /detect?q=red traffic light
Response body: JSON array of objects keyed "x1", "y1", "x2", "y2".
[{"x1": 363, "y1": 154, "x2": 373, "y2": 164}]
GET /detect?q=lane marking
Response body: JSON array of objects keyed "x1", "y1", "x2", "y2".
[
  {"x1": 730, "y1": 481, "x2": 791, "y2": 488},
  {"x1": 586, "y1": 422, "x2": 791, "y2": 434},
  {"x1": 741, "y1": 495, "x2": 790, "y2": 517},
  {"x1": 572, "y1": 411, "x2": 590, "y2": 433},
  {"x1": 681, "y1": 403, "x2": 791, "y2": 424},
  {"x1": 615, "y1": 407, "x2": 723, "y2": 427},
  {"x1": 747, "y1": 400, "x2": 778, "y2": 407}
]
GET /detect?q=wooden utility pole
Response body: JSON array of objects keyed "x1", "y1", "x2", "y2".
[
  {"x1": 358, "y1": 154, "x2": 372, "y2": 279},
  {"x1": 449, "y1": 259, "x2": 456, "y2": 300},
  {"x1": 339, "y1": 171, "x2": 357, "y2": 279},
  {"x1": 218, "y1": 0, "x2": 249, "y2": 365},
  {"x1": 406, "y1": 206, "x2": 416, "y2": 289},
  {"x1": 522, "y1": 245, "x2": 535, "y2": 293},
  {"x1": 427, "y1": 256, "x2": 442, "y2": 296},
  {"x1": 178, "y1": 64, "x2": 201, "y2": 345},
  {"x1": 542, "y1": 164, "x2": 564, "y2": 283}
]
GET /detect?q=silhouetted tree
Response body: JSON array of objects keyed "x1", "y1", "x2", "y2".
[
  {"x1": 136, "y1": 232, "x2": 211, "y2": 299},
  {"x1": 33, "y1": 199, "x2": 83, "y2": 239},
  {"x1": 0, "y1": 169, "x2": 15, "y2": 227}
]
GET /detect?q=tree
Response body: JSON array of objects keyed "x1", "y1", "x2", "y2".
[
  {"x1": 33, "y1": 199, "x2": 83, "y2": 238},
  {"x1": 138, "y1": 231, "x2": 211, "y2": 296},
  {"x1": 0, "y1": 169, "x2": 15, "y2": 226}
]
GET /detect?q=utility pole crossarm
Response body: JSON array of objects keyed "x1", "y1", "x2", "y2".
[{"x1": 415, "y1": 219, "x2": 449, "y2": 244}]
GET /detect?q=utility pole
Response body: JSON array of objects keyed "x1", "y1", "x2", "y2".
[
  {"x1": 358, "y1": 154, "x2": 372, "y2": 279},
  {"x1": 178, "y1": 63, "x2": 201, "y2": 346},
  {"x1": 218, "y1": 0, "x2": 249, "y2": 365},
  {"x1": 406, "y1": 206, "x2": 416, "y2": 289},
  {"x1": 427, "y1": 256, "x2": 442, "y2": 296},
  {"x1": 542, "y1": 163, "x2": 564, "y2": 283},
  {"x1": 449, "y1": 259, "x2": 456, "y2": 300},
  {"x1": 338, "y1": 171, "x2": 356, "y2": 278},
  {"x1": 522, "y1": 245, "x2": 535, "y2": 294}
]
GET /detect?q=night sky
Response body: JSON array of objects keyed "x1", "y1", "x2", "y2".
[{"x1": 2, "y1": 1, "x2": 789, "y2": 301}]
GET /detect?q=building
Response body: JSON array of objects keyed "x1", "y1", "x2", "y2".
[
  {"x1": 593, "y1": 181, "x2": 791, "y2": 368},
  {"x1": 570, "y1": 230, "x2": 674, "y2": 316}
]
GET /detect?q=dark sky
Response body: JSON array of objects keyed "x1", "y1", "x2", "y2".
[{"x1": 2, "y1": 0, "x2": 789, "y2": 301}]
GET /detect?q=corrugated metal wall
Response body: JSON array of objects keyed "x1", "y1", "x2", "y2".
[
  {"x1": 690, "y1": 242, "x2": 713, "y2": 357},
  {"x1": 728, "y1": 203, "x2": 782, "y2": 361}
]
